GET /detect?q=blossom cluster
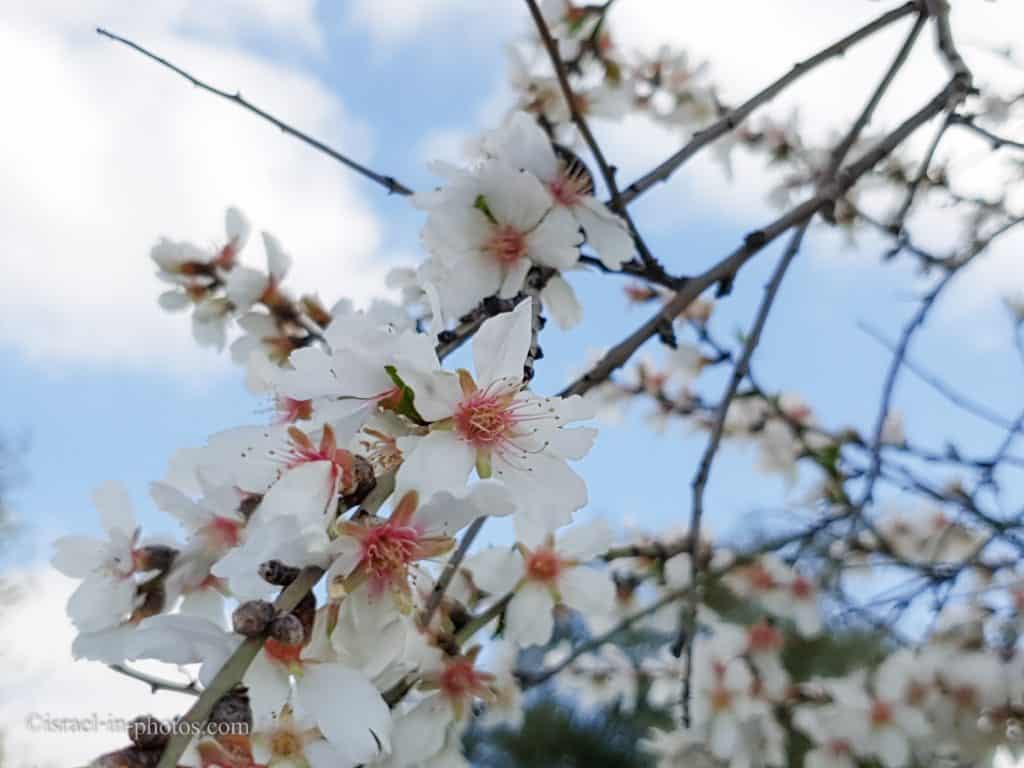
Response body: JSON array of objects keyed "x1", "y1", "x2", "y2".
[{"x1": 53, "y1": 1, "x2": 1024, "y2": 767}]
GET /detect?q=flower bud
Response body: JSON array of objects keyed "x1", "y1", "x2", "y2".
[
  {"x1": 232, "y1": 600, "x2": 275, "y2": 636},
  {"x1": 268, "y1": 613, "x2": 305, "y2": 647},
  {"x1": 210, "y1": 686, "x2": 252, "y2": 730},
  {"x1": 340, "y1": 454, "x2": 376, "y2": 509},
  {"x1": 134, "y1": 545, "x2": 178, "y2": 574},
  {"x1": 93, "y1": 746, "x2": 161, "y2": 768},
  {"x1": 127, "y1": 715, "x2": 168, "y2": 750},
  {"x1": 258, "y1": 559, "x2": 300, "y2": 586}
]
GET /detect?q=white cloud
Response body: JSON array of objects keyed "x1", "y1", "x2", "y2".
[
  {"x1": 347, "y1": 0, "x2": 520, "y2": 47},
  {"x1": 0, "y1": 566, "x2": 196, "y2": 766},
  {"x1": 0, "y1": 3, "x2": 392, "y2": 373}
]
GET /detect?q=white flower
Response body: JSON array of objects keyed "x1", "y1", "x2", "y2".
[
  {"x1": 467, "y1": 520, "x2": 614, "y2": 646},
  {"x1": 52, "y1": 482, "x2": 144, "y2": 633},
  {"x1": 250, "y1": 705, "x2": 346, "y2": 768},
  {"x1": 225, "y1": 231, "x2": 292, "y2": 311},
  {"x1": 244, "y1": 644, "x2": 392, "y2": 765},
  {"x1": 421, "y1": 160, "x2": 582, "y2": 320},
  {"x1": 396, "y1": 299, "x2": 596, "y2": 534},
  {"x1": 485, "y1": 111, "x2": 635, "y2": 275}
]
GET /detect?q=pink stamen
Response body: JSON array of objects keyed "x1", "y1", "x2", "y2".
[{"x1": 485, "y1": 226, "x2": 528, "y2": 265}]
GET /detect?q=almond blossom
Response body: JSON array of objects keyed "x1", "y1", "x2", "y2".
[{"x1": 395, "y1": 298, "x2": 596, "y2": 533}]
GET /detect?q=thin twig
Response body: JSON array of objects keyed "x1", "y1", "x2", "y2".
[
  {"x1": 949, "y1": 113, "x2": 1024, "y2": 153},
  {"x1": 679, "y1": 222, "x2": 809, "y2": 725},
  {"x1": 617, "y1": 1, "x2": 922, "y2": 206},
  {"x1": 156, "y1": 566, "x2": 324, "y2": 768},
  {"x1": 890, "y1": 111, "x2": 952, "y2": 232},
  {"x1": 421, "y1": 517, "x2": 486, "y2": 629},
  {"x1": 96, "y1": 28, "x2": 414, "y2": 197},
  {"x1": 109, "y1": 664, "x2": 200, "y2": 697}
]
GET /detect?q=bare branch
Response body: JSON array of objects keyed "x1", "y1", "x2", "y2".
[
  {"x1": 96, "y1": 28, "x2": 414, "y2": 197},
  {"x1": 156, "y1": 566, "x2": 324, "y2": 768},
  {"x1": 560, "y1": 77, "x2": 965, "y2": 398},
  {"x1": 679, "y1": 221, "x2": 809, "y2": 725},
  {"x1": 109, "y1": 664, "x2": 200, "y2": 697},
  {"x1": 618, "y1": 1, "x2": 922, "y2": 206},
  {"x1": 949, "y1": 113, "x2": 1024, "y2": 153}
]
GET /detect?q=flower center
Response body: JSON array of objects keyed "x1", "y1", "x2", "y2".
[
  {"x1": 747, "y1": 621, "x2": 783, "y2": 653},
  {"x1": 439, "y1": 658, "x2": 493, "y2": 703},
  {"x1": 791, "y1": 575, "x2": 813, "y2": 600},
  {"x1": 454, "y1": 392, "x2": 516, "y2": 447},
  {"x1": 485, "y1": 225, "x2": 528, "y2": 265},
  {"x1": 870, "y1": 699, "x2": 894, "y2": 727},
  {"x1": 275, "y1": 396, "x2": 312, "y2": 424},
  {"x1": 264, "y1": 637, "x2": 303, "y2": 666},
  {"x1": 526, "y1": 547, "x2": 562, "y2": 584},
  {"x1": 709, "y1": 686, "x2": 733, "y2": 713},
  {"x1": 270, "y1": 729, "x2": 303, "y2": 758},
  {"x1": 360, "y1": 523, "x2": 421, "y2": 591},
  {"x1": 205, "y1": 516, "x2": 242, "y2": 550}
]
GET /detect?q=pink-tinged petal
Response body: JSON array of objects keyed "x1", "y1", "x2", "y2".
[
  {"x1": 473, "y1": 298, "x2": 533, "y2": 387},
  {"x1": 539, "y1": 273, "x2": 583, "y2": 330},
  {"x1": 557, "y1": 565, "x2": 614, "y2": 617},
  {"x1": 297, "y1": 664, "x2": 392, "y2": 765},
  {"x1": 506, "y1": 582, "x2": 556, "y2": 647}
]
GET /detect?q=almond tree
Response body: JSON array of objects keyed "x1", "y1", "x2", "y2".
[{"x1": 56, "y1": 2, "x2": 1024, "y2": 766}]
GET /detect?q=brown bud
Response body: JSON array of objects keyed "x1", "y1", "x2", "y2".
[
  {"x1": 127, "y1": 715, "x2": 168, "y2": 750},
  {"x1": 232, "y1": 600, "x2": 275, "y2": 636},
  {"x1": 209, "y1": 686, "x2": 252, "y2": 730},
  {"x1": 291, "y1": 591, "x2": 317, "y2": 643},
  {"x1": 129, "y1": 585, "x2": 166, "y2": 623},
  {"x1": 135, "y1": 545, "x2": 178, "y2": 573},
  {"x1": 268, "y1": 613, "x2": 305, "y2": 647},
  {"x1": 340, "y1": 454, "x2": 376, "y2": 509},
  {"x1": 238, "y1": 494, "x2": 262, "y2": 521},
  {"x1": 259, "y1": 559, "x2": 300, "y2": 586}
]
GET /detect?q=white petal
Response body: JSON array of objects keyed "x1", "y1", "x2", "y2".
[
  {"x1": 298, "y1": 664, "x2": 392, "y2": 764},
  {"x1": 558, "y1": 519, "x2": 612, "y2": 561},
  {"x1": 506, "y1": 583, "x2": 555, "y2": 647},
  {"x1": 51, "y1": 536, "x2": 107, "y2": 577},
  {"x1": 244, "y1": 651, "x2": 292, "y2": 723},
  {"x1": 225, "y1": 206, "x2": 251, "y2": 249},
  {"x1": 464, "y1": 547, "x2": 524, "y2": 595},
  {"x1": 387, "y1": 695, "x2": 453, "y2": 767},
  {"x1": 226, "y1": 266, "x2": 267, "y2": 309},
  {"x1": 92, "y1": 481, "x2": 135, "y2": 539},
  {"x1": 473, "y1": 298, "x2": 533, "y2": 386},
  {"x1": 558, "y1": 566, "x2": 614, "y2": 617},
  {"x1": 258, "y1": 461, "x2": 337, "y2": 528},
  {"x1": 575, "y1": 197, "x2": 634, "y2": 269},
  {"x1": 262, "y1": 231, "x2": 292, "y2": 280},
  {"x1": 395, "y1": 432, "x2": 475, "y2": 503},
  {"x1": 539, "y1": 273, "x2": 583, "y2": 330},
  {"x1": 396, "y1": 370, "x2": 462, "y2": 423},
  {"x1": 527, "y1": 204, "x2": 582, "y2": 270},
  {"x1": 150, "y1": 481, "x2": 210, "y2": 531}
]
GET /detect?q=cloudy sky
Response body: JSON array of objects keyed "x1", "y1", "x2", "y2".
[{"x1": 2, "y1": 1, "x2": 1024, "y2": 764}]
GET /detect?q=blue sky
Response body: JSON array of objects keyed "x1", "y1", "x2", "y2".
[
  {"x1": 3, "y1": 2, "x2": 1024, "y2": 764},
  {"x1": 4, "y1": 0, "x2": 1024, "y2": 562}
]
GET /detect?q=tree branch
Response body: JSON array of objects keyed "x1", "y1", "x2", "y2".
[
  {"x1": 96, "y1": 28, "x2": 414, "y2": 197},
  {"x1": 560, "y1": 77, "x2": 965, "y2": 399},
  {"x1": 156, "y1": 566, "x2": 324, "y2": 768},
  {"x1": 109, "y1": 664, "x2": 200, "y2": 697},
  {"x1": 617, "y1": 1, "x2": 922, "y2": 206}
]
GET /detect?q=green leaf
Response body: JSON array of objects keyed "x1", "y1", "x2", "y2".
[{"x1": 383, "y1": 365, "x2": 426, "y2": 425}]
